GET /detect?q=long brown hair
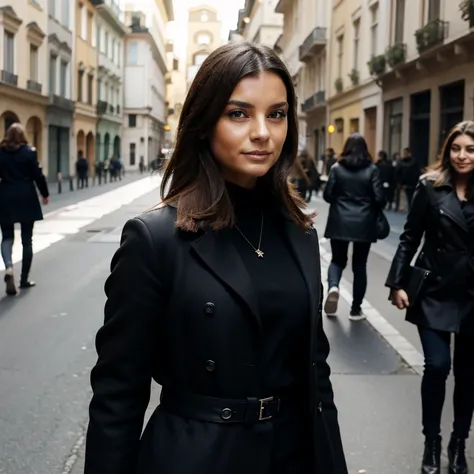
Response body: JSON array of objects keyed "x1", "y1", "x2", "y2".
[
  {"x1": 160, "y1": 42, "x2": 311, "y2": 232},
  {"x1": 0, "y1": 123, "x2": 28, "y2": 151},
  {"x1": 426, "y1": 120, "x2": 474, "y2": 198}
]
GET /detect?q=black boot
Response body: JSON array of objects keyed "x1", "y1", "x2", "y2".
[
  {"x1": 448, "y1": 434, "x2": 468, "y2": 474},
  {"x1": 421, "y1": 435, "x2": 441, "y2": 474}
]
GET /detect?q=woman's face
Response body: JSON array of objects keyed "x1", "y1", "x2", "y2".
[
  {"x1": 210, "y1": 71, "x2": 289, "y2": 188},
  {"x1": 450, "y1": 133, "x2": 474, "y2": 176}
]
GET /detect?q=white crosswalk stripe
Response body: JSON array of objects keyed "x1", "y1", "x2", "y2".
[{"x1": 0, "y1": 175, "x2": 162, "y2": 271}]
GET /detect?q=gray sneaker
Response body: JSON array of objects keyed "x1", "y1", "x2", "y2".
[{"x1": 324, "y1": 287, "x2": 339, "y2": 316}]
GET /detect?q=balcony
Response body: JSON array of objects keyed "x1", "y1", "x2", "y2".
[
  {"x1": 109, "y1": 104, "x2": 115, "y2": 114},
  {"x1": 97, "y1": 100, "x2": 108, "y2": 115},
  {"x1": 415, "y1": 19, "x2": 449, "y2": 54},
  {"x1": 301, "y1": 90, "x2": 326, "y2": 113},
  {"x1": 368, "y1": 54, "x2": 386, "y2": 77},
  {"x1": 299, "y1": 27, "x2": 327, "y2": 62},
  {"x1": 385, "y1": 43, "x2": 407, "y2": 68},
  {"x1": 116, "y1": 105, "x2": 120, "y2": 114},
  {"x1": 27, "y1": 79, "x2": 42, "y2": 94},
  {"x1": 90, "y1": 0, "x2": 125, "y2": 33},
  {"x1": 0, "y1": 70, "x2": 18, "y2": 86},
  {"x1": 48, "y1": 95, "x2": 74, "y2": 111}
]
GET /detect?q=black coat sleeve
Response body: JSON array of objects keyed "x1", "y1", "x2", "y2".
[
  {"x1": 323, "y1": 167, "x2": 336, "y2": 203},
  {"x1": 385, "y1": 180, "x2": 429, "y2": 289},
  {"x1": 85, "y1": 217, "x2": 164, "y2": 474},
  {"x1": 371, "y1": 165, "x2": 386, "y2": 207},
  {"x1": 28, "y1": 149, "x2": 49, "y2": 198}
]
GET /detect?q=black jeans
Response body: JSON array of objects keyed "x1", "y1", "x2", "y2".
[
  {"x1": 0, "y1": 222, "x2": 34, "y2": 283},
  {"x1": 327, "y1": 240, "x2": 371, "y2": 312},
  {"x1": 418, "y1": 326, "x2": 474, "y2": 439}
]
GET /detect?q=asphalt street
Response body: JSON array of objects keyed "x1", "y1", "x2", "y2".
[{"x1": 0, "y1": 182, "x2": 472, "y2": 474}]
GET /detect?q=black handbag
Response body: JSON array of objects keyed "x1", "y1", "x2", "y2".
[
  {"x1": 377, "y1": 210, "x2": 390, "y2": 240},
  {"x1": 405, "y1": 266, "x2": 431, "y2": 306}
]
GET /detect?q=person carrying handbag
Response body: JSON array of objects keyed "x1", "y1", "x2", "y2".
[{"x1": 386, "y1": 120, "x2": 474, "y2": 474}]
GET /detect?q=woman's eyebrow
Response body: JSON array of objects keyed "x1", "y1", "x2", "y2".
[{"x1": 227, "y1": 100, "x2": 289, "y2": 109}]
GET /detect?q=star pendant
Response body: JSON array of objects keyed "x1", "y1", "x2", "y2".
[{"x1": 255, "y1": 249, "x2": 264, "y2": 259}]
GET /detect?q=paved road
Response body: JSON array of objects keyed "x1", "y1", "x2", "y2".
[{"x1": 0, "y1": 184, "x2": 472, "y2": 474}]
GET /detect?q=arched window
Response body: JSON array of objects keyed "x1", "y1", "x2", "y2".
[{"x1": 200, "y1": 10, "x2": 209, "y2": 22}]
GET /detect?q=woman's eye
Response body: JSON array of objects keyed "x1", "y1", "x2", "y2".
[
  {"x1": 269, "y1": 110, "x2": 287, "y2": 119},
  {"x1": 228, "y1": 110, "x2": 246, "y2": 119}
]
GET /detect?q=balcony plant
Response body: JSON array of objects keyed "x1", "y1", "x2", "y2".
[
  {"x1": 334, "y1": 77, "x2": 343, "y2": 93},
  {"x1": 367, "y1": 54, "x2": 386, "y2": 77},
  {"x1": 348, "y1": 69, "x2": 359, "y2": 86},
  {"x1": 415, "y1": 20, "x2": 446, "y2": 53},
  {"x1": 385, "y1": 43, "x2": 406, "y2": 68},
  {"x1": 459, "y1": 0, "x2": 474, "y2": 27}
]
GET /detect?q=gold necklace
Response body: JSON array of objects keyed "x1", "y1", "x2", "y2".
[{"x1": 234, "y1": 213, "x2": 265, "y2": 258}]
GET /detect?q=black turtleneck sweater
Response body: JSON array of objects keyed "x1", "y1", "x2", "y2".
[{"x1": 226, "y1": 182, "x2": 310, "y2": 394}]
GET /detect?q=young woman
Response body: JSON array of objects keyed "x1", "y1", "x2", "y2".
[
  {"x1": 85, "y1": 42, "x2": 347, "y2": 474},
  {"x1": 386, "y1": 121, "x2": 474, "y2": 474},
  {"x1": 0, "y1": 123, "x2": 49, "y2": 295},
  {"x1": 322, "y1": 133, "x2": 385, "y2": 320}
]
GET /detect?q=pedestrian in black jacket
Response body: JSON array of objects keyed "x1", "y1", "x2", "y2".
[
  {"x1": 85, "y1": 42, "x2": 347, "y2": 474},
  {"x1": 0, "y1": 123, "x2": 49, "y2": 295},
  {"x1": 323, "y1": 133, "x2": 385, "y2": 320},
  {"x1": 386, "y1": 120, "x2": 474, "y2": 474},
  {"x1": 376, "y1": 150, "x2": 395, "y2": 210},
  {"x1": 395, "y1": 147, "x2": 420, "y2": 211}
]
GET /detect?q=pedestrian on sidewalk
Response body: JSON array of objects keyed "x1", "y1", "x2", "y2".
[
  {"x1": 394, "y1": 147, "x2": 421, "y2": 212},
  {"x1": 322, "y1": 133, "x2": 385, "y2": 320},
  {"x1": 0, "y1": 123, "x2": 49, "y2": 296},
  {"x1": 85, "y1": 42, "x2": 347, "y2": 474},
  {"x1": 75, "y1": 150, "x2": 89, "y2": 189},
  {"x1": 376, "y1": 150, "x2": 395, "y2": 210},
  {"x1": 386, "y1": 120, "x2": 474, "y2": 474}
]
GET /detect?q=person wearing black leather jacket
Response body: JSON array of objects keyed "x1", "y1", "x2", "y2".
[
  {"x1": 386, "y1": 121, "x2": 474, "y2": 474},
  {"x1": 323, "y1": 133, "x2": 385, "y2": 320}
]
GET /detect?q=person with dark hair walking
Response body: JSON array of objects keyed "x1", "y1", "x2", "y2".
[
  {"x1": 322, "y1": 133, "x2": 385, "y2": 320},
  {"x1": 0, "y1": 123, "x2": 49, "y2": 295},
  {"x1": 386, "y1": 121, "x2": 474, "y2": 474},
  {"x1": 376, "y1": 150, "x2": 395, "y2": 210},
  {"x1": 85, "y1": 42, "x2": 347, "y2": 474},
  {"x1": 395, "y1": 147, "x2": 420, "y2": 211}
]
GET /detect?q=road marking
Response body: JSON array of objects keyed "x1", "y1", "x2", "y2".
[
  {"x1": 0, "y1": 175, "x2": 162, "y2": 271},
  {"x1": 318, "y1": 240, "x2": 424, "y2": 375}
]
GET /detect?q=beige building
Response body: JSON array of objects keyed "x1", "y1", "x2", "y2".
[
  {"x1": 235, "y1": 0, "x2": 283, "y2": 48},
  {"x1": 379, "y1": 0, "x2": 474, "y2": 167},
  {"x1": 74, "y1": 0, "x2": 98, "y2": 170},
  {"x1": 327, "y1": 0, "x2": 388, "y2": 158},
  {"x1": 0, "y1": 2, "x2": 49, "y2": 164},
  {"x1": 186, "y1": 4, "x2": 222, "y2": 89}
]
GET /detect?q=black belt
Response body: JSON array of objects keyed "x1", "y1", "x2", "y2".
[{"x1": 160, "y1": 388, "x2": 289, "y2": 424}]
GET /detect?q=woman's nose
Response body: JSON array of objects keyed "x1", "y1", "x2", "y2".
[{"x1": 250, "y1": 117, "x2": 270, "y2": 141}]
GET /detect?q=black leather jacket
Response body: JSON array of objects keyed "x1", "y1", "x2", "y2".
[{"x1": 385, "y1": 177, "x2": 474, "y2": 333}]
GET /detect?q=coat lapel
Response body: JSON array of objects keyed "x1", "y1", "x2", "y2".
[
  {"x1": 191, "y1": 228, "x2": 262, "y2": 332},
  {"x1": 438, "y1": 191, "x2": 468, "y2": 233}
]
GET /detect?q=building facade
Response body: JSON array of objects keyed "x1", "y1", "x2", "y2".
[
  {"x1": 47, "y1": 0, "x2": 75, "y2": 179},
  {"x1": 122, "y1": 0, "x2": 172, "y2": 169},
  {"x1": 73, "y1": 0, "x2": 98, "y2": 171},
  {"x1": 0, "y1": 2, "x2": 49, "y2": 167},
  {"x1": 379, "y1": 0, "x2": 474, "y2": 167},
  {"x1": 186, "y1": 5, "x2": 222, "y2": 89},
  {"x1": 94, "y1": 0, "x2": 127, "y2": 163}
]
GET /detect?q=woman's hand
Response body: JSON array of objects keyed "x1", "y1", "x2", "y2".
[{"x1": 391, "y1": 289, "x2": 409, "y2": 310}]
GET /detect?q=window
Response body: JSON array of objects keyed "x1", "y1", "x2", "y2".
[
  {"x1": 127, "y1": 42, "x2": 138, "y2": 65},
  {"x1": 117, "y1": 44, "x2": 121, "y2": 66},
  {"x1": 30, "y1": 45, "x2": 39, "y2": 81},
  {"x1": 81, "y1": 5, "x2": 87, "y2": 40},
  {"x1": 97, "y1": 78, "x2": 101, "y2": 100},
  {"x1": 105, "y1": 32, "x2": 109, "y2": 55},
  {"x1": 200, "y1": 10, "x2": 209, "y2": 22},
  {"x1": 194, "y1": 53, "x2": 208, "y2": 65},
  {"x1": 337, "y1": 35, "x2": 344, "y2": 78},
  {"x1": 353, "y1": 19, "x2": 360, "y2": 70},
  {"x1": 196, "y1": 33, "x2": 211, "y2": 45},
  {"x1": 60, "y1": 60, "x2": 67, "y2": 97},
  {"x1": 62, "y1": 0, "x2": 69, "y2": 27},
  {"x1": 428, "y1": 0, "x2": 440, "y2": 22},
  {"x1": 91, "y1": 15, "x2": 96, "y2": 47},
  {"x1": 48, "y1": 0, "x2": 55, "y2": 17},
  {"x1": 3, "y1": 31, "x2": 14, "y2": 73},
  {"x1": 370, "y1": 3, "x2": 379, "y2": 56},
  {"x1": 129, "y1": 143, "x2": 136, "y2": 166},
  {"x1": 394, "y1": 0, "x2": 405, "y2": 43},
  {"x1": 49, "y1": 55, "x2": 57, "y2": 95},
  {"x1": 77, "y1": 69, "x2": 84, "y2": 101},
  {"x1": 87, "y1": 74, "x2": 93, "y2": 104},
  {"x1": 97, "y1": 25, "x2": 101, "y2": 51},
  {"x1": 128, "y1": 115, "x2": 137, "y2": 127}
]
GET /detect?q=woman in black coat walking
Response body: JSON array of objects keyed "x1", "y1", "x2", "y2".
[
  {"x1": 85, "y1": 42, "x2": 348, "y2": 474},
  {"x1": 386, "y1": 121, "x2": 474, "y2": 474},
  {"x1": 322, "y1": 134, "x2": 385, "y2": 320},
  {"x1": 0, "y1": 123, "x2": 49, "y2": 296}
]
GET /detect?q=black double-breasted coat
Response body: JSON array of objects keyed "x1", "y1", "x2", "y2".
[
  {"x1": 85, "y1": 205, "x2": 348, "y2": 474},
  {"x1": 0, "y1": 145, "x2": 49, "y2": 226},
  {"x1": 386, "y1": 178, "x2": 474, "y2": 333}
]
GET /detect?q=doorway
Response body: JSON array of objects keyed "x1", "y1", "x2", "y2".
[
  {"x1": 439, "y1": 81, "x2": 464, "y2": 150},
  {"x1": 410, "y1": 90, "x2": 431, "y2": 169},
  {"x1": 364, "y1": 107, "x2": 377, "y2": 159}
]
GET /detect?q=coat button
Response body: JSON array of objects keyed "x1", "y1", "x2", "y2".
[
  {"x1": 205, "y1": 360, "x2": 216, "y2": 372},
  {"x1": 221, "y1": 408, "x2": 232, "y2": 420},
  {"x1": 204, "y1": 302, "x2": 215, "y2": 314}
]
